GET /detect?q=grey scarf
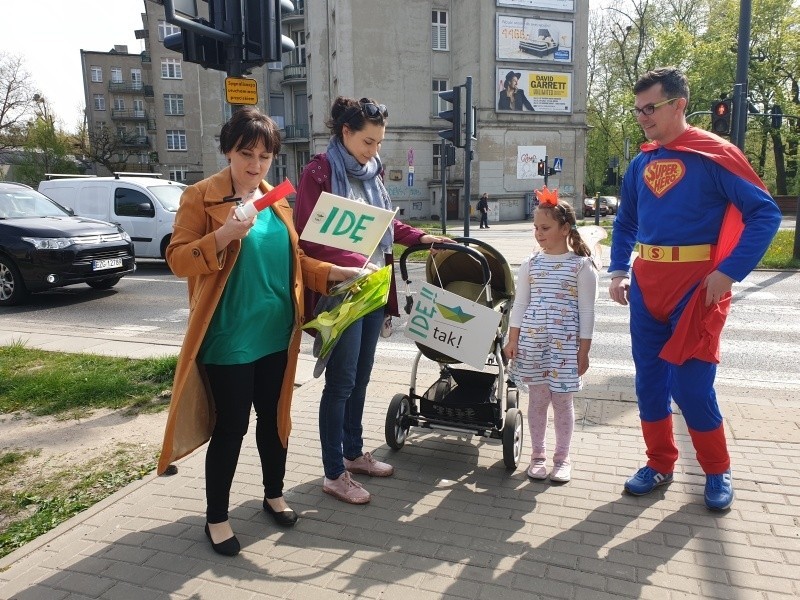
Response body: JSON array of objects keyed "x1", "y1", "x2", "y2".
[{"x1": 326, "y1": 136, "x2": 394, "y2": 254}]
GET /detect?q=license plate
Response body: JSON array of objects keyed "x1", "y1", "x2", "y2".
[{"x1": 92, "y1": 258, "x2": 123, "y2": 271}]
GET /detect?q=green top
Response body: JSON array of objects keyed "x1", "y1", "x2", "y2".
[{"x1": 200, "y1": 207, "x2": 294, "y2": 365}]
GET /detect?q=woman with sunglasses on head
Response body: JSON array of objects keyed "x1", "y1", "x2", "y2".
[{"x1": 294, "y1": 96, "x2": 447, "y2": 504}]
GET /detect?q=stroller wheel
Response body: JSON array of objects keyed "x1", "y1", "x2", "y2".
[
  {"x1": 506, "y1": 386, "x2": 518, "y2": 410},
  {"x1": 502, "y1": 408, "x2": 524, "y2": 471},
  {"x1": 386, "y1": 393, "x2": 412, "y2": 450}
]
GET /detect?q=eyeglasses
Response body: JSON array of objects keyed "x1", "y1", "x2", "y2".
[
  {"x1": 338, "y1": 99, "x2": 388, "y2": 125},
  {"x1": 628, "y1": 98, "x2": 680, "y2": 117}
]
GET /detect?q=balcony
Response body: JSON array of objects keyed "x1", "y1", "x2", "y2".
[
  {"x1": 283, "y1": 4, "x2": 304, "y2": 23},
  {"x1": 111, "y1": 109, "x2": 148, "y2": 121},
  {"x1": 141, "y1": 52, "x2": 151, "y2": 64},
  {"x1": 108, "y1": 82, "x2": 145, "y2": 94},
  {"x1": 146, "y1": 118, "x2": 157, "y2": 131},
  {"x1": 282, "y1": 63, "x2": 307, "y2": 84},
  {"x1": 144, "y1": 85, "x2": 154, "y2": 98},
  {"x1": 283, "y1": 124, "x2": 309, "y2": 142},
  {"x1": 118, "y1": 135, "x2": 150, "y2": 148}
]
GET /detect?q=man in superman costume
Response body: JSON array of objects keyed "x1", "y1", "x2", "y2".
[{"x1": 608, "y1": 68, "x2": 781, "y2": 510}]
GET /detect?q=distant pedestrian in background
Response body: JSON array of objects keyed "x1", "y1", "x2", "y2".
[
  {"x1": 504, "y1": 190, "x2": 598, "y2": 483},
  {"x1": 477, "y1": 193, "x2": 490, "y2": 228}
]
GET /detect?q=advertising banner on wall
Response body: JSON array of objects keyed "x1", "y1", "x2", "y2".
[
  {"x1": 497, "y1": 15, "x2": 573, "y2": 62},
  {"x1": 517, "y1": 145, "x2": 547, "y2": 180},
  {"x1": 496, "y1": 68, "x2": 572, "y2": 113},
  {"x1": 497, "y1": 0, "x2": 575, "y2": 11}
]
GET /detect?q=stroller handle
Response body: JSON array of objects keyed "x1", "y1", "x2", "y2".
[{"x1": 398, "y1": 238, "x2": 492, "y2": 284}]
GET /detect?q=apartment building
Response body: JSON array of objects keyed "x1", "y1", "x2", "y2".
[{"x1": 81, "y1": 0, "x2": 587, "y2": 220}]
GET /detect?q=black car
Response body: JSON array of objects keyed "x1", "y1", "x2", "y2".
[{"x1": 0, "y1": 182, "x2": 136, "y2": 305}]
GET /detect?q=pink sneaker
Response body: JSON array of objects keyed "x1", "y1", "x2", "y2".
[
  {"x1": 344, "y1": 452, "x2": 394, "y2": 477},
  {"x1": 527, "y1": 458, "x2": 547, "y2": 480},
  {"x1": 323, "y1": 471, "x2": 371, "y2": 504},
  {"x1": 550, "y1": 461, "x2": 571, "y2": 483}
]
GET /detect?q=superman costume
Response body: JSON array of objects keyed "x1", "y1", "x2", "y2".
[{"x1": 609, "y1": 126, "x2": 781, "y2": 475}]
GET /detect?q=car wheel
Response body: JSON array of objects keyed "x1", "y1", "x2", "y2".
[
  {"x1": 160, "y1": 234, "x2": 171, "y2": 260},
  {"x1": 87, "y1": 276, "x2": 122, "y2": 290},
  {"x1": 0, "y1": 255, "x2": 30, "y2": 306}
]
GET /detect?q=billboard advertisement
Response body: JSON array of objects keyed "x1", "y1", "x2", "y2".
[
  {"x1": 497, "y1": 0, "x2": 575, "y2": 12},
  {"x1": 496, "y1": 69, "x2": 572, "y2": 113},
  {"x1": 497, "y1": 15, "x2": 574, "y2": 62}
]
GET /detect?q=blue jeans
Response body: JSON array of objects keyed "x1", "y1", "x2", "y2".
[{"x1": 319, "y1": 307, "x2": 384, "y2": 479}]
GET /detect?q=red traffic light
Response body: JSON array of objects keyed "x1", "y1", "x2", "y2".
[{"x1": 715, "y1": 103, "x2": 729, "y2": 116}]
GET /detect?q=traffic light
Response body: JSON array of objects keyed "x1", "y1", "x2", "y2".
[
  {"x1": 164, "y1": 29, "x2": 226, "y2": 71},
  {"x1": 445, "y1": 144, "x2": 456, "y2": 167},
  {"x1": 771, "y1": 104, "x2": 783, "y2": 129},
  {"x1": 710, "y1": 100, "x2": 732, "y2": 136},
  {"x1": 604, "y1": 167, "x2": 617, "y2": 186},
  {"x1": 438, "y1": 86, "x2": 464, "y2": 148},
  {"x1": 243, "y1": 0, "x2": 296, "y2": 66},
  {"x1": 537, "y1": 160, "x2": 545, "y2": 176}
]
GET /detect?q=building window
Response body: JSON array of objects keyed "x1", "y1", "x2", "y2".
[
  {"x1": 114, "y1": 98, "x2": 125, "y2": 111},
  {"x1": 138, "y1": 152, "x2": 149, "y2": 165},
  {"x1": 133, "y1": 99, "x2": 144, "y2": 118},
  {"x1": 295, "y1": 150, "x2": 309, "y2": 182},
  {"x1": 166, "y1": 129, "x2": 187, "y2": 151},
  {"x1": 164, "y1": 94, "x2": 184, "y2": 115},
  {"x1": 169, "y1": 165, "x2": 188, "y2": 181},
  {"x1": 271, "y1": 153, "x2": 287, "y2": 183},
  {"x1": 117, "y1": 126, "x2": 127, "y2": 138},
  {"x1": 91, "y1": 66, "x2": 102, "y2": 82},
  {"x1": 93, "y1": 94, "x2": 106, "y2": 111},
  {"x1": 158, "y1": 20, "x2": 180, "y2": 41},
  {"x1": 432, "y1": 11, "x2": 448, "y2": 51},
  {"x1": 432, "y1": 79, "x2": 448, "y2": 115},
  {"x1": 433, "y1": 143, "x2": 442, "y2": 180},
  {"x1": 130, "y1": 68, "x2": 142, "y2": 89},
  {"x1": 292, "y1": 30, "x2": 306, "y2": 65},
  {"x1": 111, "y1": 68, "x2": 123, "y2": 83},
  {"x1": 136, "y1": 123, "x2": 146, "y2": 137},
  {"x1": 161, "y1": 58, "x2": 182, "y2": 79}
]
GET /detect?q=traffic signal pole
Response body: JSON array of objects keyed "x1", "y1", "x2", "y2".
[
  {"x1": 463, "y1": 77, "x2": 474, "y2": 238},
  {"x1": 731, "y1": 0, "x2": 752, "y2": 149}
]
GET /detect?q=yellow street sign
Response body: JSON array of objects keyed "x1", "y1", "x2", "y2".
[{"x1": 225, "y1": 77, "x2": 258, "y2": 106}]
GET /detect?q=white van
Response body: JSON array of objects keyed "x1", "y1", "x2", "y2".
[{"x1": 38, "y1": 174, "x2": 187, "y2": 259}]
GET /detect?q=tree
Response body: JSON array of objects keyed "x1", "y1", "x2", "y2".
[
  {"x1": 13, "y1": 97, "x2": 80, "y2": 186},
  {"x1": 76, "y1": 121, "x2": 140, "y2": 174},
  {"x1": 0, "y1": 53, "x2": 35, "y2": 150}
]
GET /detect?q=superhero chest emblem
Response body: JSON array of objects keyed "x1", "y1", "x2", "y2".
[{"x1": 643, "y1": 159, "x2": 686, "y2": 197}]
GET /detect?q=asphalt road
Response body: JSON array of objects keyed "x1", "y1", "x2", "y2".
[{"x1": 2, "y1": 257, "x2": 799, "y2": 391}]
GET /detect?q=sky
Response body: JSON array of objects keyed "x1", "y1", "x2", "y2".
[
  {"x1": 1, "y1": 0, "x2": 611, "y2": 131},
  {"x1": 0, "y1": 0, "x2": 145, "y2": 129}
]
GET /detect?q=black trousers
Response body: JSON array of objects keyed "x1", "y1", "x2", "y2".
[
  {"x1": 479, "y1": 211, "x2": 488, "y2": 228},
  {"x1": 204, "y1": 349, "x2": 288, "y2": 524}
]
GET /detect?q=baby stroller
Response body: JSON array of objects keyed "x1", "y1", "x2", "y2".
[{"x1": 384, "y1": 238, "x2": 523, "y2": 470}]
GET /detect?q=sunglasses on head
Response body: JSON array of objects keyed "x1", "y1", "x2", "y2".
[{"x1": 338, "y1": 99, "x2": 388, "y2": 125}]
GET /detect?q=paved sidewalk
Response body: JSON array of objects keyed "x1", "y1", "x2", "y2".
[{"x1": 1, "y1": 220, "x2": 800, "y2": 599}]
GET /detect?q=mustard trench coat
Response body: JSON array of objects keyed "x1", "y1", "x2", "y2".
[{"x1": 156, "y1": 167, "x2": 332, "y2": 475}]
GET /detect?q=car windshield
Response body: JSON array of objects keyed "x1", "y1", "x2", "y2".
[
  {"x1": 148, "y1": 184, "x2": 186, "y2": 212},
  {"x1": 0, "y1": 188, "x2": 69, "y2": 219}
]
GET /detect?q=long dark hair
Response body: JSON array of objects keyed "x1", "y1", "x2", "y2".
[{"x1": 326, "y1": 96, "x2": 388, "y2": 140}]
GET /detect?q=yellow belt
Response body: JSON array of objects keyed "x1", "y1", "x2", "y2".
[{"x1": 639, "y1": 243, "x2": 712, "y2": 263}]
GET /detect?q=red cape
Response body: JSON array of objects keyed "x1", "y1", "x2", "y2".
[{"x1": 640, "y1": 127, "x2": 767, "y2": 365}]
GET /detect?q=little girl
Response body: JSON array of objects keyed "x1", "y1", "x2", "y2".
[{"x1": 503, "y1": 189, "x2": 598, "y2": 483}]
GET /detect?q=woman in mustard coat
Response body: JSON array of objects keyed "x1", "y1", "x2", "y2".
[{"x1": 157, "y1": 107, "x2": 361, "y2": 557}]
